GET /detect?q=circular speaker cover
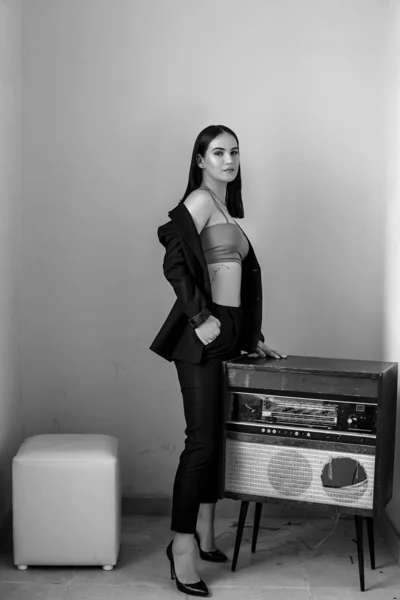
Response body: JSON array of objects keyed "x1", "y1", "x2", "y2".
[
  {"x1": 321, "y1": 457, "x2": 368, "y2": 504},
  {"x1": 268, "y1": 449, "x2": 313, "y2": 496}
]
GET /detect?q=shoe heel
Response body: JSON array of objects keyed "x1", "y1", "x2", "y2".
[
  {"x1": 166, "y1": 541, "x2": 176, "y2": 580},
  {"x1": 194, "y1": 530, "x2": 228, "y2": 563},
  {"x1": 166, "y1": 539, "x2": 209, "y2": 597}
]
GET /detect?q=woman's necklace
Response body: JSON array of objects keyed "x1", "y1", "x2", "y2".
[{"x1": 200, "y1": 183, "x2": 227, "y2": 207}]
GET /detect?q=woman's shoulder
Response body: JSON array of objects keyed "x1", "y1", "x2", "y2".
[
  {"x1": 183, "y1": 188, "x2": 214, "y2": 231},
  {"x1": 183, "y1": 188, "x2": 213, "y2": 210}
]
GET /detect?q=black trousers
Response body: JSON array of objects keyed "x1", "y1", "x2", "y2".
[{"x1": 171, "y1": 303, "x2": 243, "y2": 533}]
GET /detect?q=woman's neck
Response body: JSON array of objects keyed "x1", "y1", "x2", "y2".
[{"x1": 201, "y1": 177, "x2": 227, "y2": 204}]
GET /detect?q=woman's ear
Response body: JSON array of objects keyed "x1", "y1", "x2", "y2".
[{"x1": 196, "y1": 154, "x2": 204, "y2": 169}]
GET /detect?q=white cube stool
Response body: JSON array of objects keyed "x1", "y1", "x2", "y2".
[{"x1": 12, "y1": 434, "x2": 121, "y2": 570}]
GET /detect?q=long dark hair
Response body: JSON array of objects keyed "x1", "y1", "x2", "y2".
[{"x1": 180, "y1": 125, "x2": 244, "y2": 218}]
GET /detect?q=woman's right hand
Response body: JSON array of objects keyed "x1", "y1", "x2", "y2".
[{"x1": 195, "y1": 315, "x2": 221, "y2": 346}]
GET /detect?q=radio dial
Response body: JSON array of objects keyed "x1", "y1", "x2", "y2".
[{"x1": 295, "y1": 431, "x2": 299, "y2": 436}]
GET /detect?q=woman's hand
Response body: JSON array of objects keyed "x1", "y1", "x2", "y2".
[
  {"x1": 195, "y1": 315, "x2": 221, "y2": 346},
  {"x1": 249, "y1": 340, "x2": 287, "y2": 359}
]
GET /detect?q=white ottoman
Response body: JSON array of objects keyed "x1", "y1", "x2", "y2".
[{"x1": 12, "y1": 434, "x2": 121, "y2": 570}]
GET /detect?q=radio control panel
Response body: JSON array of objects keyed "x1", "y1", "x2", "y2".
[
  {"x1": 225, "y1": 420, "x2": 375, "y2": 445},
  {"x1": 230, "y1": 392, "x2": 377, "y2": 437}
]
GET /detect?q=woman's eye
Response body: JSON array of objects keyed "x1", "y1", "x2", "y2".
[{"x1": 232, "y1": 150, "x2": 239, "y2": 156}]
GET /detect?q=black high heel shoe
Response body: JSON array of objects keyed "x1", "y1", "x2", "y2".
[
  {"x1": 166, "y1": 540, "x2": 209, "y2": 597},
  {"x1": 194, "y1": 531, "x2": 228, "y2": 563}
]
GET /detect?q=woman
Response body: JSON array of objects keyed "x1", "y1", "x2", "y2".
[{"x1": 150, "y1": 125, "x2": 286, "y2": 597}]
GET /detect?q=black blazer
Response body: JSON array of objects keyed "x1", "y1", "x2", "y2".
[{"x1": 150, "y1": 203, "x2": 264, "y2": 363}]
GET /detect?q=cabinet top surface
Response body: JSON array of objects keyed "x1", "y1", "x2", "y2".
[{"x1": 225, "y1": 355, "x2": 397, "y2": 377}]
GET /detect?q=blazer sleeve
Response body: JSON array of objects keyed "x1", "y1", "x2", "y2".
[{"x1": 159, "y1": 223, "x2": 212, "y2": 328}]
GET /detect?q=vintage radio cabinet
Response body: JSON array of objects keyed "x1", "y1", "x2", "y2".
[{"x1": 222, "y1": 355, "x2": 398, "y2": 591}]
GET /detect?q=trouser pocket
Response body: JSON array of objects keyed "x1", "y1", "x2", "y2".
[{"x1": 204, "y1": 305, "x2": 239, "y2": 358}]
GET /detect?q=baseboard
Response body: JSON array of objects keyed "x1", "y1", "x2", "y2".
[
  {"x1": 121, "y1": 496, "x2": 339, "y2": 519},
  {"x1": 0, "y1": 511, "x2": 12, "y2": 553},
  {"x1": 377, "y1": 508, "x2": 400, "y2": 567},
  {"x1": 122, "y1": 496, "x2": 172, "y2": 516}
]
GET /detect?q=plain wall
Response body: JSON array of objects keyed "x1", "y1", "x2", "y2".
[
  {"x1": 383, "y1": 0, "x2": 400, "y2": 534},
  {"x1": 21, "y1": 0, "x2": 388, "y2": 503},
  {"x1": 0, "y1": 0, "x2": 22, "y2": 524}
]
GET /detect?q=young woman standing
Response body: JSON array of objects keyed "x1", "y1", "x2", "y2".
[{"x1": 150, "y1": 125, "x2": 286, "y2": 597}]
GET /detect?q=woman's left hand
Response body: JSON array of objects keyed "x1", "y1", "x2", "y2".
[{"x1": 249, "y1": 340, "x2": 287, "y2": 359}]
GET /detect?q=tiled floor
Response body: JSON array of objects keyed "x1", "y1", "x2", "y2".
[{"x1": 0, "y1": 515, "x2": 399, "y2": 599}]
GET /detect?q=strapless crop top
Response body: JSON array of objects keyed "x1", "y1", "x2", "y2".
[{"x1": 200, "y1": 223, "x2": 249, "y2": 265}]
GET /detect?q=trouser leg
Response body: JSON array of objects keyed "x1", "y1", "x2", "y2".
[
  {"x1": 171, "y1": 358, "x2": 224, "y2": 533},
  {"x1": 170, "y1": 304, "x2": 243, "y2": 534}
]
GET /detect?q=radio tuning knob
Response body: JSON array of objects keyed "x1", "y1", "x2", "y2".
[{"x1": 295, "y1": 431, "x2": 299, "y2": 436}]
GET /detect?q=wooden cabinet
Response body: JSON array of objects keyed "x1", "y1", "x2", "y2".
[{"x1": 221, "y1": 355, "x2": 398, "y2": 591}]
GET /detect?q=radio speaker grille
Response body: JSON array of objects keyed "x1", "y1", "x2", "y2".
[{"x1": 225, "y1": 439, "x2": 375, "y2": 509}]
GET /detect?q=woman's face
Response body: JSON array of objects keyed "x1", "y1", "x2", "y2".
[{"x1": 198, "y1": 132, "x2": 240, "y2": 184}]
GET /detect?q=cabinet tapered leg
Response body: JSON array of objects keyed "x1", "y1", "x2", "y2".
[
  {"x1": 231, "y1": 501, "x2": 249, "y2": 572},
  {"x1": 252, "y1": 502, "x2": 263, "y2": 553},
  {"x1": 354, "y1": 515, "x2": 365, "y2": 592},
  {"x1": 366, "y1": 517, "x2": 375, "y2": 570}
]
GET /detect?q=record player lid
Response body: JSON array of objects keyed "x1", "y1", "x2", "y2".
[{"x1": 225, "y1": 355, "x2": 397, "y2": 378}]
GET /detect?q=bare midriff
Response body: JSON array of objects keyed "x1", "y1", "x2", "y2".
[
  {"x1": 198, "y1": 186, "x2": 249, "y2": 307},
  {"x1": 207, "y1": 261, "x2": 242, "y2": 307}
]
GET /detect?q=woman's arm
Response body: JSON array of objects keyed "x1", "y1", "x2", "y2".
[
  {"x1": 160, "y1": 225, "x2": 212, "y2": 327},
  {"x1": 158, "y1": 192, "x2": 220, "y2": 340},
  {"x1": 183, "y1": 189, "x2": 214, "y2": 233}
]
